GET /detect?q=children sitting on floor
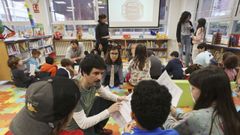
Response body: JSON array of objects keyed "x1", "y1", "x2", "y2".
[
  {"x1": 7, "y1": 56, "x2": 36, "y2": 88},
  {"x1": 164, "y1": 66, "x2": 240, "y2": 135},
  {"x1": 56, "y1": 58, "x2": 75, "y2": 79},
  {"x1": 123, "y1": 80, "x2": 179, "y2": 135},
  {"x1": 128, "y1": 44, "x2": 151, "y2": 86},
  {"x1": 102, "y1": 45, "x2": 124, "y2": 88},
  {"x1": 193, "y1": 43, "x2": 213, "y2": 67},
  {"x1": 6, "y1": 77, "x2": 82, "y2": 135},
  {"x1": 40, "y1": 56, "x2": 58, "y2": 77},
  {"x1": 164, "y1": 51, "x2": 184, "y2": 79}
]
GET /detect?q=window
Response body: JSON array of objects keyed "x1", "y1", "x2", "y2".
[
  {"x1": 197, "y1": 0, "x2": 235, "y2": 18},
  {"x1": 4, "y1": 0, "x2": 29, "y2": 21},
  {"x1": 0, "y1": 1, "x2": 7, "y2": 21},
  {"x1": 98, "y1": 0, "x2": 108, "y2": 15},
  {"x1": 232, "y1": 20, "x2": 240, "y2": 34},
  {"x1": 50, "y1": 0, "x2": 95, "y2": 22},
  {"x1": 208, "y1": 21, "x2": 230, "y2": 36}
]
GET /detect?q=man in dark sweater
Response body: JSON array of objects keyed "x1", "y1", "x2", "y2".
[
  {"x1": 164, "y1": 51, "x2": 184, "y2": 79},
  {"x1": 95, "y1": 14, "x2": 110, "y2": 55}
]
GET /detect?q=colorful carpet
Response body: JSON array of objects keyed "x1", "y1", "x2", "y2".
[{"x1": 0, "y1": 84, "x2": 240, "y2": 135}]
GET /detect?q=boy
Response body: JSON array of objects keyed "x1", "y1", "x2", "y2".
[
  {"x1": 193, "y1": 43, "x2": 213, "y2": 67},
  {"x1": 164, "y1": 51, "x2": 184, "y2": 79},
  {"x1": 56, "y1": 58, "x2": 75, "y2": 79},
  {"x1": 40, "y1": 57, "x2": 58, "y2": 77},
  {"x1": 123, "y1": 80, "x2": 179, "y2": 135},
  {"x1": 27, "y1": 49, "x2": 41, "y2": 72}
]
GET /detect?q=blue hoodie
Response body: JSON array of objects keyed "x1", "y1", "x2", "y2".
[{"x1": 122, "y1": 127, "x2": 179, "y2": 135}]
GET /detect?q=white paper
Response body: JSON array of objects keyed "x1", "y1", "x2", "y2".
[
  {"x1": 29, "y1": 64, "x2": 36, "y2": 76},
  {"x1": 156, "y1": 71, "x2": 183, "y2": 107},
  {"x1": 111, "y1": 92, "x2": 133, "y2": 128}
]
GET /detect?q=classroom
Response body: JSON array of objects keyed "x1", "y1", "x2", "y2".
[{"x1": 0, "y1": 0, "x2": 240, "y2": 135}]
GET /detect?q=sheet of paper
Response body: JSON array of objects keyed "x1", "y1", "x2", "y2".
[
  {"x1": 156, "y1": 71, "x2": 183, "y2": 107},
  {"x1": 29, "y1": 64, "x2": 36, "y2": 76},
  {"x1": 111, "y1": 92, "x2": 133, "y2": 128}
]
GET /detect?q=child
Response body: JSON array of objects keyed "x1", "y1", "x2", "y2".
[
  {"x1": 193, "y1": 43, "x2": 213, "y2": 67},
  {"x1": 7, "y1": 56, "x2": 35, "y2": 88},
  {"x1": 165, "y1": 66, "x2": 240, "y2": 135},
  {"x1": 56, "y1": 58, "x2": 75, "y2": 79},
  {"x1": 164, "y1": 51, "x2": 184, "y2": 79},
  {"x1": 176, "y1": 11, "x2": 194, "y2": 67},
  {"x1": 123, "y1": 80, "x2": 179, "y2": 135},
  {"x1": 192, "y1": 18, "x2": 206, "y2": 61},
  {"x1": 27, "y1": 49, "x2": 41, "y2": 72},
  {"x1": 223, "y1": 53, "x2": 238, "y2": 81},
  {"x1": 6, "y1": 77, "x2": 83, "y2": 135},
  {"x1": 40, "y1": 57, "x2": 58, "y2": 77},
  {"x1": 102, "y1": 45, "x2": 124, "y2": 87},
  {"x1": 128, "y1": 44, "x2": 151, "y2": 86},
  {"x1": 147, "y1": 50, "x2": 164, "y2": 79}
]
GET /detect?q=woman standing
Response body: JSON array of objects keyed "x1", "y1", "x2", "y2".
[
  {"x1": 176, "y1": 11, "x2": 194, "y2": 67},
  {"x1": 95, "y1": 14, "x2": 110, "y2": 55},
  {"x1": 192, "y1": 18, "x2": 206, "y2": 61}
]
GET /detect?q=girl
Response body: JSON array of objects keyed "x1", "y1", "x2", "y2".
[
  {"x1": 7, "y1": 56, "x2": 36, "y2": 88},
  {"x1": 192, "y1": 18, "x2": 206, "y2": 61},
  {"x1": 102, "y1": 45, "x2": 124, "y2": 87},
  {"x1": 176, "y1": 11, "x2": 194, "y2": 67},
  {"x1": 128, "y1": 44, "x2": 151, "y2": 86},
  {"x1": 166, "y1": 66, "x2": 240, "y2": 135}
]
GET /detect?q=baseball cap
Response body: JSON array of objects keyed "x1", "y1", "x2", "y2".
[{"x1": 10, "y1": 77, "x2": 80, "y2": 135}]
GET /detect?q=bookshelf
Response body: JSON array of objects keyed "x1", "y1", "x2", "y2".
[
  {"x1": 0, "y1": 35, "x2": 54, "y2": 80},
  {"x1": 53, "y1": 38, "x2": 169, "y2": 58}
]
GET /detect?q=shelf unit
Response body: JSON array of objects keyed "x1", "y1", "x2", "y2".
[
  {"x1": 205, "y1": 43, "x2": 240, "y2": 63},
  {"x1": 0, "y1": 35, "x2": 54, "y2": 80},
  {"x1": 53, "y1": 38, "x2": 169, "y2": 58}
]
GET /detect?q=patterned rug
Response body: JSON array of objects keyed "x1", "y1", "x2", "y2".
[{"x1": 0, "y1": 84, "x2": 240, "y2": 135}]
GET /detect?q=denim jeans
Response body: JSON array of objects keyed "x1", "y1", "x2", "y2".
[{"x1": 180, "y1": 35, "x2": 192, "y2": 66}]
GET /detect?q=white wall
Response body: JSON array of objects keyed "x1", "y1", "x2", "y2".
[{"x1": 167, "y1": 0, "x2": 198, "y2": 54}]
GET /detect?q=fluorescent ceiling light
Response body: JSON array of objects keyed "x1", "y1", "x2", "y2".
[
  {"x1": 66, "y1": 9, "x2": 73, "y2": 12},
  {"x1": 54, "y1": 1, "x2": 66, "y2": 4},
  {"x1": 98, "y1": 6, "x2": 105, "y2": 9},
  {"x1": 98, "y1": 1, "x2": 103, "y2": 4}
]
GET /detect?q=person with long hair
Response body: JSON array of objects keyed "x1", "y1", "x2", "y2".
[
  {"x1": 176, "y1": 11, "x2": 194, "y2": 67},
  {"x1": 102, "y1": 45, "x2": 124, "y2": 88},
  {"x1": 128, "y1": 44, "x2": 151, "y2": 86},
  {"x1": 192, "y1": 18, "x2": 206, "y2": 61},
  {"x1": 165, "y1": 66, "x2": 240, "y2": 135}
]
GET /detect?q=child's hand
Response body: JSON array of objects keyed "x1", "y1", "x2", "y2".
[
  {"x1": 170, "y1": 106, "x2": 177, "y2": 117},
  {"x1": 119, "y1": 84, "x2": 123, "y2": 89},
  {"x1": 124, "y1": 121, "x2": 136, "y2": 133}
]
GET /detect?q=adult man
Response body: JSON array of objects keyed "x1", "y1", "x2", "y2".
[
  {"x1": 66, "y1": 54, "x2": 126, "y2": 135},
  {"x1": 65, "y1": 40, "x2": 85, "y2": 64}
]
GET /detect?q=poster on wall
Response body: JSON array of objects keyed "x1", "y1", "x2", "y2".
[{"x1": 33, "y1": 4, "x2": 40, "y2": 13}]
